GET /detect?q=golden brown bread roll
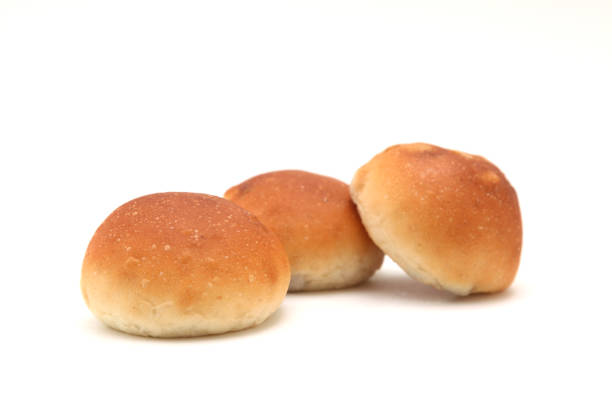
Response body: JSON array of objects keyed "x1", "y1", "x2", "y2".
[
  {"x1": 81, "y1": 192, "x2": 290, "y2": 337},
  {"x1": 225, "y1": 170, "x2": 384, "y2": 291},
  {"x1": 350, "y1": 143, "x2": 522, "y2": 295}
]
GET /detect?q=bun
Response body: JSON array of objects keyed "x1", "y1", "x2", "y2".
[
  {"x1": 350, "y1": 143, "x2": 522, "y2": 295},
  {"x1": 81, "y1": 192, "x2": 290, "y2": 337},
  {"x1": 225, "y1": 170, "x2": 384, "y2": 291}
]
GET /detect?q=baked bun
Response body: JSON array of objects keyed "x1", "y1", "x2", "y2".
[
  {"x1": 81, "y1": 192, "x2": 290, "y2": 337},
  {"x1": 225, "y1": 170, "x2": 384, "y2": 291},
  {"x1": 351, "y1": 143, "x2": 522, "y2": 295}
]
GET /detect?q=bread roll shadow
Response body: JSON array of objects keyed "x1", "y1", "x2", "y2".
[
  {"x1": 350, "y1": 270, "x2": 519, "y2": 305},
  {"x1": 81, "y1": 307, "x2": 288, "y2": 342}
]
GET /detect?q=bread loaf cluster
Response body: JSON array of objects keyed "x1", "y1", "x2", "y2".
[{"x1": 81, "y1": 143, "x2": 522, "y2": 337}]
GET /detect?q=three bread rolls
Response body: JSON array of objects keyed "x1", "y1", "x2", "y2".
[{"x1": 81, "y1": 143, "x2": 522, "y2": 337}]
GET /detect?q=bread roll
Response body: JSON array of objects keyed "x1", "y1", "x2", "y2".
[
  {"x1": 225, "y1": 170, "x2": 384, "y2": 291},
  {"x1": 350, "y1": 143, "x2": 522, "y2": 295},
  {"x1": 81, "y1": 192, "x2": 290, "y2": 337}
]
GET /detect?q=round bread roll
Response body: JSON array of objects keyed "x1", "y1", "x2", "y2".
[
  {"x1": 81, "y1": 192, "x2": 290, "y2": 337},
  {"x1": 224, "y1": 170, "x2": 384, "y2": 291},
  {"x1": 350, "y1": 143, "x2": 522, "y2": 295}
]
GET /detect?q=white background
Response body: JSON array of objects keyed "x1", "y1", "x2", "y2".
[{"x1": 1, "y1": 0, "x2": 611, "y2": 406}]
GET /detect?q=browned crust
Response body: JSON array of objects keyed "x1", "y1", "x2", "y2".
[
  {"x1": 225, "y1": 170, "x2": 383, "y2": 289},
  {"x1": 81, "y1": 192, "x2": 290, "y2": 335},
  {"x1": 351, "y1": 143, "x2": 522, "y2": 294}
]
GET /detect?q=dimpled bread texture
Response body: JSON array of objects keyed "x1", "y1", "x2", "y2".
[
  {"x1": 81, "y1": 192, "x2": 291, "y2": 337},
  {"x1": 350, "y1": 143, "x2": 522, "y2": 295},
  {"x1": 225, "y1": 170, "x2": 384, "y2": 291}
]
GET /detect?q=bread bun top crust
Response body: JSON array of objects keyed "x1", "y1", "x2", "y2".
[
  {"x1": 82, "y1": 192, "x2": 290, "y2": 311},
  {"x1": 224, "y1": 170, "x2": 381, "y2": 267},
  {"x1": 351, "y1": 143, "x2": 522, "y2": 294}
]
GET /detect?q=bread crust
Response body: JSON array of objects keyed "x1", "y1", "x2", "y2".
[
  {"x1": 81, "y1": 192, "x2": 290, "y2": 337},
  {"x1": 350, "y1": 143, "x2": 522, "y2": 295},
  {"x1": 225, "y1": 170, "x2": 384, "y2": 291}
]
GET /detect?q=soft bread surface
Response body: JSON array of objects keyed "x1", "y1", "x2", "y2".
[
  {"x1": 350, "y1": 143, "x2": 522, "y2": 295},
  {"x1": 81, "y1": 192, "x2": 290, "y2": 337},
  {"x1": 225, "y1": 170, "x2": 384, "y2": 291}
]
